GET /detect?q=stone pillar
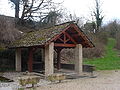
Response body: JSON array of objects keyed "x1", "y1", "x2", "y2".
[
  {"x1": 16, "y1": 48, "x2": 21, "y2": 72},
  {"x1": 45, "y1": 42, "x2": 54, "y2": 76},
  {"x1": 75, "y1": 44, "x2": 83, "y2": 75}
]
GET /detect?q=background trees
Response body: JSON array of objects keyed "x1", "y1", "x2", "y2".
[
  {"x1": 9, "y1": 0, "x2": 63, "y2": 27},
  {"x1": 10, "y1": 0, "x2": 20, "y2": 18},
  {"x1": 94, "y1": 0, "x2": 104, "y2": 32},
  {"x1": 1, "y1": 0, "x2": 120, "y2": 60},
  {"x1": 88, "y1": 0, "x2": 104, "y2": 33}
]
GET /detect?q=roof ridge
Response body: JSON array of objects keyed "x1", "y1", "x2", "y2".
[
  {"x1": 36, "y1": 21, "x2": 75, "y2": 31},
  {"x1": 55, "y1": 21, "x2": 75, "y2": 26}
]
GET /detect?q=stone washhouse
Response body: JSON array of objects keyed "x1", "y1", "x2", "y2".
[{"x1": 9, "y1": 22, "x2": 94, "y2": 76}]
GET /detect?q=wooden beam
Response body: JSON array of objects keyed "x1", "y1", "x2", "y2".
[
  {"x1": 55, "y1": 43, "x2": 76, "y2": 47},
  {"x1": 64, "y1": 32, "x2": 77, "y2": 44},
  {"x1": 46, "y1": 25, "x2": 71, "y2": 46},
  {"x1": 55, "y1": 48, "x2": 62, "y2": 70},
  {"x1": 55, "y1": 33, "x2": 71, "y2": 44},
  {"x1": 64, "y1": 33, "x2": 66, "y2": 44},
  {"x1": 65, "y1": 38, "x2": 70, "y2": 43},
  {"x1": 71, "y1": 34, "x2": 79, "y2": 37},
  {"x1": 71, "y1": 24, "x2": 93, "y2": 47},
  {"x1": 16, "y1": 48, "x2": 21, "y2": 72},
  {"x1": 28, "y1": 47, "x2": 33, "y2": 72},
  {"x1": 58, "y1": 36, "x2": 64, "y2": 42},
  {"x1": 53, "y1": 33, "x2": 63, "y2": 42}
]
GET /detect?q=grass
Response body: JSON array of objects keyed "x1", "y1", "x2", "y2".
[{"x1": 84, "y1": 38, "x2": 120, "y2": 70}]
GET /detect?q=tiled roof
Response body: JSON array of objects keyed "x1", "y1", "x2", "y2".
[
  {"x1": 10, "y1": 22, "x2": 70, "y2": 48},
  {"x1": 9, "y1": 21, "x2": 94, "y2": 48}
]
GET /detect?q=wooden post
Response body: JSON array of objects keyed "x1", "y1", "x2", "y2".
[
  {"x1": 16, "y1": 48, "x2": 21, "y2": 71},
  {"x1": 28, "y1": 47, "x2": 33, "y2": 72},
  {"x1": 75, "y1": 44, "x2": 83, "y2": 75},
  {"x1": 41, "y1": 48, "x2": 45, "y2": 62},
  {"x1": 45, "y1": 42, "x2": 54, "y2": 76},
  {"x1": 56, "y1": 48, "x2": 62, "y2": 70}
]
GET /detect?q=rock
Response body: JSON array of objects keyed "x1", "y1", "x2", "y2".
[{"x1": 47, "y1": 73, "x2": 66, "y2": 82}]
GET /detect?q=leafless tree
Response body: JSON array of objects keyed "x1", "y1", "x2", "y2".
[
  {"x1": 10, "y1": 0, "x2": 20, "y2": 18},
  {"x1": 59, "y1": 11, "x2": 84, "y2": 28},
  {"x1": 10, "y1": 0, "x2": 62, "y2": 21},
  {"x1": 92, "y1": 0, "x2": 104, "y2": 33}
]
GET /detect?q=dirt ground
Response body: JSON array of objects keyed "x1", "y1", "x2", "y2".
[{"x1": 26, "y1": 70, "x2": 120, "y2": 90}]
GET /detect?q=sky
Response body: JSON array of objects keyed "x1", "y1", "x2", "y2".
[
  {"x1": 63, "y1": 0, "x2": 120, "y2": 23},
  {"x1": 0, "y1": 0, "x2": 120, "y2": 24}
]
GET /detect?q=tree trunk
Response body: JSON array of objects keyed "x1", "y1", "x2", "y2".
[{"x1": 15, "y1": 0, "x2": 20, "y2": 18}]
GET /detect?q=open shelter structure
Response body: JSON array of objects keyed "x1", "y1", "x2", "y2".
[{"x1": 9, "y1": 22, "x2": 94, "y2": 76}]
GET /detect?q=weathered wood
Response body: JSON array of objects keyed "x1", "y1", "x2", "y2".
[
  {"x1": 41, "y1": 48, "x2": 45, "y2": 62},
  {"x1": 56, "y1": 32, "x2": 73, "y2": 44},
  {"x1": 16, "y1": 48, "x2": 21, "y2": 71},
  {"x1": 57, "y1": 50, "x2": 61, "y2": 70},
  {"x1": 58, "y1": 36, "x2": 64, "y2": 42},
  {"x1": 55, "y1": 43, "x2": 76, "y2": 47},
  {"x1": 28, "y1": 47, "x2": 34, "y2": 72},
  {"x1": 55, "y1": 48, "x2": 62, "y2": 70},
  {"x1": 46, "y1": 25, "x2": 71, "y2": 45},
  {"x1": 64, "y1": 32, "x2": 77, "y2": 44},
  {"x1": 64, "y1": 33, "x2": 66, "y2": 44},
  {"x1": 71, "y1": 24, "x2": 93, "y2": 48}
]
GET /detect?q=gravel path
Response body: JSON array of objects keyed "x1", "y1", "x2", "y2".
[
  {"x1": 1, "y1": 70, "x2": 120, "y2": 90},
  {"x1": 25, "y1": 70, "x2": 120, "y2": 90}
]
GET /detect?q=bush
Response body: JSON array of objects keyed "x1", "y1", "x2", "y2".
[
  {"x1": 115, "y1": 32, "x2": 120, "y2": 50},
  {"x1": 60, "y1": 49, "x2": 75, "y2": 64},
  {"x1": 59, "y1": 32, "x2": 108, "y2": 63},
  {"x1": 83, "y1": 43, "x2": 104, "y2": 58},
  {"x1": 83, "y1": 32, "x2": 108, "y2": 59}
]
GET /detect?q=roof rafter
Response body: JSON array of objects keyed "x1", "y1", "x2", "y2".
[
  {"x1": 54, "y1": 43, "x2": 76, "y2": 47},
  {"x1": 63, "y1": 32, "x2": 77, "y2": 44},
  {"x1": 70, "y1": 24, "x2": 93, "y2": 48}
]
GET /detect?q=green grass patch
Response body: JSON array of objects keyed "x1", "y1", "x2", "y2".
[{"x1": 84, "y1": 38, "x2": 120, "y2": 70}]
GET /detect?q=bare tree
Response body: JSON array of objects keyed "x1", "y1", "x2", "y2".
[
  {"x1": 68, "y1": 14, "x2": 84, "y2": 28},
  {"x1": 37, "y1": 10, "x2": 62, "y2": 28},
  {"x1": 83, "y1": 21, "x2": 96, "y2": 33},
  {"x1": 103, "y1": 20, "x2": 120, "y2": 37},
  {"x1": 10, "y1": 0, "x2": 20, "y2": 18},
  {"x1": 9, "y1": 0, "x2": 64, "y2": 29},
  {"x1": 92, "y1": 0, "x2": 104, "y2": 33},
  {"x1": 59, "y1": 11, "x2": 84, "y2": 28},
  {"x1": 10, "y1": 0, "x2": 62, "y2": 21}
]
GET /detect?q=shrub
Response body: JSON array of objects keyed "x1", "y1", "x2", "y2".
[
  {"x1": 115, "y1": 32, "x2": 120, "y2": 50},
  {"x1": 83, "y1": 32, "x2": 108, "y2": 59},
  {"x1": 83, "y1": 43, "x2": 104, "y2": 58}
]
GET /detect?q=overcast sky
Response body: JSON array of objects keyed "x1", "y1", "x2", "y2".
[{"x1": 0, "y1": 0, "x2": 120, "y2": 24}]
